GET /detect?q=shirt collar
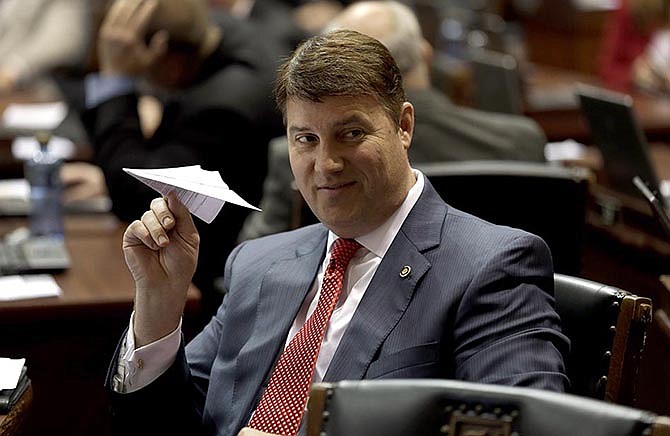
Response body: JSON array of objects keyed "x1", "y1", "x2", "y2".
[{"x1": 327, "y1": 169, "x2": 425, "y2": 258}]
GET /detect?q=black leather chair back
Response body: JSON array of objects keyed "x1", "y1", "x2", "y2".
[
  {"x1": 554, "y1": 274, "x2": 652, "y2": 406},
  {"x1": 416, "y1": 161, "x2": 591, "y2": 275},
  {"x1": 308, "y1": 379, "x2": 670, "y2": 436}
]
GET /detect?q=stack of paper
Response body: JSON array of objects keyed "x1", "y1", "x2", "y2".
[
  {"x1": 0, "y1": 275, "x2": 61, "y2": 301},
  {"x1": 1, "y1": 102, "x2": 68, "y2": 131}
]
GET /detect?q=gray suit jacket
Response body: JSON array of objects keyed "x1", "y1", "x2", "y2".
[{"x1": 109, "y1": 179, "x2": 569, "y2": 436}]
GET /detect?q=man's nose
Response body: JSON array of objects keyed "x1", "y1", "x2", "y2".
[{"x1": 314, "y1": 142, "x2": 344, "y2": 173}]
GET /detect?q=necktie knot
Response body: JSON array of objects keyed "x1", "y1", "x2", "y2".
[{"x1": 330, "y1": 238, "x2": 362, "y2": 269}]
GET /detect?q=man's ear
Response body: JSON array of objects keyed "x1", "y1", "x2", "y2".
[{"x1": 398, "y1": 102, "x2": 414, "y2": 150}]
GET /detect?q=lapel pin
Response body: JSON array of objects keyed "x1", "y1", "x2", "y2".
[{"x1": 399, "y1": 265, "x2": 411, "y2": 278}]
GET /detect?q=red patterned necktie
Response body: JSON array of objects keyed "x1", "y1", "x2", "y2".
[{"x1": 249, "y1": 238, "x2": 362, "y2": 435}]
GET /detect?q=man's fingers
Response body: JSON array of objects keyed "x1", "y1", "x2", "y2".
[
  {"x1": 101, "y1": 0, "x2": 127, "y2": 29},
  {"x1": 146, "y1": 30, "x2": 169, "y2": 64},
  {"x1": 150, "y1": 196, "x2": 176, "y2": 230},
  {"x1": 118, "y1": 0, "x2": 147, "y2": 28},
  {"x1": 141, "y1": 209, "x2": 170, "y2": 247},
  {"x1": 124, "y1": 219, "x2": 161, "y2": 251},
  {"x1": 105, "y1": 0, "x2": 144, "y2": 29},
  {"x1": 127, "y1": 194, "x2": 198, "y2": 252},
  {"x1": 130, "y1": 0, "x2": 160, "y2": 36},
  {"x1": 165, "y1": 192, "x2": 199, "y2": 246}
]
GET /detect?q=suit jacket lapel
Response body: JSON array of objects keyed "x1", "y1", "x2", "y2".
[
  {"x1": 233, "y1": 228, "x2": 327, "y2": 424},
  {"x1": 324, "y1": 180, "x2": 447, "y2": 381}
]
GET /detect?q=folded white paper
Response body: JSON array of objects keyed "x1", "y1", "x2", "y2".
[
  {"x1": 0, "y1": 274, "x2": 61, "y2": 301},
  {"x1": 2, "y1": 101, "x2": 68, "y2": 130},
  {"x1": 123, "y1": 165, "x2": 261, "y2": 223},
  {"x1": 0, "y1": 358, "x2": 25, "y2": 390}
]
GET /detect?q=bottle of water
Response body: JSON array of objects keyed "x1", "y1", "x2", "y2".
[{"x1": 24, "y1": 132, "x2": 64, "y2": 238}]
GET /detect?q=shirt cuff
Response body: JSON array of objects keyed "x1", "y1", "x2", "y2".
[
  {"x1": 84, "y1": 73, "x2": 137, "y2": 109},
  {"x1": 115, "y1": 312, "x2": 182, "y2": 394}
]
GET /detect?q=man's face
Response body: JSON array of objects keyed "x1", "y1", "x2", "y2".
[{"x1": 287, "y1": 95, "x2": 415, "y2": 238}]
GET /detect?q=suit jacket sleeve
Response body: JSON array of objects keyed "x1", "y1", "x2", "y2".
[
  {"x1": 452, "y1": 233, "x2": 569, "y2": 391},
  {"x1": 106, "y1": 333, "x2": 205, "y2": 436},
  {"x1": 105, "y1": 304, "x2": 230, "y2": 436}
]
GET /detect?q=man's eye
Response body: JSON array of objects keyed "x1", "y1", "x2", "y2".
[
  {"x1": 296, "y1": 134, "x2": 318, "y2": 144},
  {"x1": 343, "y1": 129, "x2": 364, "y2": 140}
]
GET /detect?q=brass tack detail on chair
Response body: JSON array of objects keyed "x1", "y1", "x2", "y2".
[{"x1": 635, "y1": 303, "x2": 653, "y2": 323}]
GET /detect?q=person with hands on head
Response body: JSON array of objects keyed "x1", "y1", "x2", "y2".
[
  {"x1": 71, "y1": 0, "x2": 281, "y2": 314},
  {"x1": 97, "y1": 0, "x2": 168, "y2": 80},
  {"x1": 108, "y1": 30, "x2": 568, "y2": 436}
]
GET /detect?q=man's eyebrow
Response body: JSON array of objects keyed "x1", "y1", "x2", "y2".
[
  {"x1": 288, "y1": 126, "x2": 311, "y2": 135},
  {"x1": 287, "y1": 115, "x2": 369, "y2": 135},
  {"x1": 333, "y1": 114, "x2": 369, "y2": 128}
]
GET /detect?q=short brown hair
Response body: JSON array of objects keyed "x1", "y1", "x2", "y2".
[{"x1": 275, "y1": 29, "x2": 406, "y2": 126}]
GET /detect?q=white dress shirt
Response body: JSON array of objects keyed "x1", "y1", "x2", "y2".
[{"x1": 115, "y1": 170, "x2": 424, "y2": 393}]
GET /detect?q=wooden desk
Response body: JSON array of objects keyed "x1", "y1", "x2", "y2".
[
  {"x1": 523, "y1": 65, "x2": 670, "y2": 142},
  {"x1": 0, "y1": 383, "x2": 33, "y2": 436},
  {"x1": 0, "y1": 214, "x2": 201, "y2": 436}
]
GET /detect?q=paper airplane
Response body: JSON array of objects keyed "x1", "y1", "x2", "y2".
[{"x1": 124, "y1": 165, "x2": 261, "y2": 224}]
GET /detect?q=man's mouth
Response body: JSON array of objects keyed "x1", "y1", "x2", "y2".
[{"x1": 318, "y1": 181, "x2": 355, "y2": 190}]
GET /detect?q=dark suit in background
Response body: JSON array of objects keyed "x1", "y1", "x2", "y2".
[
  {"x1": 245, "y1": 0, "x2": 308, "y2": 50},
  {"x1": 407, "y1": 87, "x2": 547, "y2": 163},
  {"x1": 108, "y1": 178, "x2": 569, "y2": 435},
  {"x1": 82, "y1": 19, "x2": 282, "y2": 310},
  {"x1": 210, "y1": 1, "x2": 306, "y2": 64}
]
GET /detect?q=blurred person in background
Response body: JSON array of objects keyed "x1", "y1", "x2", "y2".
[
  {"x1": 632, "y1": 28, "x2": 670, "y2": 93},
  {"x1": 208, "y1": 0, "x2": 307, "y2": 52},
  {"x1": 70, "y1": 0, "x2": 282, "y2": 314},
  {"x1": 0, "y1": 0, "x2": 92, "y2": 93},
  {"x1": 599, "y1": 0, "x2": 670, "y2": 92}
]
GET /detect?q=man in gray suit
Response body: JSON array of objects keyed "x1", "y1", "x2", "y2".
[
  {"x1": 109, "y1": 30, "x2": 568, "y2": 436},
  {"x1": 239, "y1": 0, "x2": 547, "y2": 241}
]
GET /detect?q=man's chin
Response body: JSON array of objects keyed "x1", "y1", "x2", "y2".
[{"x1": 316, "y1": 212, "x2": 365, "y2": 237}]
